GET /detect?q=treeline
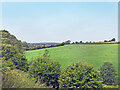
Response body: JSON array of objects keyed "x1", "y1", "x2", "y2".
[
  {"x1": 23, "y1": 38, "x2": 119, "y2": 51},
  {"x1": 71, "y1": 38, "x2": 119, "y2": 44},
  {"x1": 62, "y1": 39, "x2": 120, "y2": 45},
  {"x1": 22, "y1": 42, "x2": 65, "y2": 51}
]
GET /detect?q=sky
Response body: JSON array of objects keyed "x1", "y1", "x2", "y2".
[{"x1": 1, "y1": 2, "x2": 118, "y2": 43}]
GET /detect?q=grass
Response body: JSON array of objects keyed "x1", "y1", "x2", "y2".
[{"x1": 25, "y1": 44, "x2": 118, "y2": 71}]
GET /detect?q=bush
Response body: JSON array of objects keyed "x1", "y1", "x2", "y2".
[
  {"x1": 2, "y1": 44, "x2": 28, "y2": 71},
  {"x1": 2, "y1": 68, "x2": 44, "y2": 88},
  {"x1": 29, "y1": 56, "x2": 61, "y2": 87},
  {"x1": 59, "y1": 62, "x2": 102, "y2": 89},
  {"x1": 99, "y1": 62, "x2": 117, "y2": 85}
]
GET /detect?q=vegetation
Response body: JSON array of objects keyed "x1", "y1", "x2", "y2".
[
  {"x1": 1, "y1": 30, "x2": 23, "y2": 53},
  {"x1": 2, "y1": 44, "x2": 28, "y2": 71},
  {"x1": 23, "y1": 42, "x2": 65, "y2": 51},
  {"x1": 2, "y1": 68, "x2": 40, "y2": 88},
  {"x1": 1, "y1": 30, "x2": 28, "y2": 71},
  {"x1": 1, "y1": 30, "x2": 118, "y2": 88},
  {"x1": 29, "y1": 50, "x2": 61, "y2": 87},
  {"x1": 1, "y1": 30, "x2": 38, "y2": 88},
  {"x1": 2, "y1": 60, "x2": 46, "y2": 88},
  {"x1": 59, "y1": 62, "x2": 102, "y2": 89},
  {"x1": 99, "y1": 62, "x2": 117, "y2": 85}
]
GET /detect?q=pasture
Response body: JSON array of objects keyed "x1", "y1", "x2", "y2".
[{"x1": 25, "y1": 44, "x2": 118, "y2": 71}]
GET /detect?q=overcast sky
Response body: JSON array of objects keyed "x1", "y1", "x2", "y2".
[{"x1": 1, "y1": 2, "x2": 118, "y2": 43}]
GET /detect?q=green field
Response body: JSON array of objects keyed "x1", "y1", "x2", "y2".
[{"x1": 25, "y1": 44, "x2": 118, "y2": 71}]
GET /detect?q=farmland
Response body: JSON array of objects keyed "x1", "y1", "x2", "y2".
[
  {"x1": 2, "y1": 29, "x2": 119, "y2": 88},
  {"x1": 25, "y1": 44, "x2": 118, "y2": 71}
]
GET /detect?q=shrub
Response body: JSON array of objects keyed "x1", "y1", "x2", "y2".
[
  {"x1": 29, "y1": 56, "x2": 61, "y2": 87},
  {"x1": 99, "y1": 62, "x2": 117, "y2": 85},
  {"x1": 59, "y1": 62, "x2": 102, "y2": 89},
  {"x1": 2, "y1": 44, "x2": 28, "y2": 71},
  {"x1": 2, "y1": 68, "x2": 44, "y2": 88}
]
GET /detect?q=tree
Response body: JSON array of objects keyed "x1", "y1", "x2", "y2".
[
  {"x1": 111, "y1": 38, "x2": 115, "y2": 42},
  {"x1": 61, "y1": 42, "x2": 65, "y2": 46},
  {"x1": 80, "y1": 41, "x2": 82, "y2": 43},
  {"x1": 0, "y1": 30, "x2": 24, "y2": 53},
  {"x1": 43, "y1": 49, "x2": 50, "y2": 57},
  {"x1": 43, "y1": 44, "x2": 46, "y2": 48},
  {"x1": 99, "y1": 62, "x2": 117, "y2": 85},
  {"x1": 65, "y1": 40, "x2": 71, "y2": 44},
  {"x1": 104, "y1": 40, "x2": 107, "y2": 42},
  {"x1": 2, "y1": 44, "x2": 28, "y2": 71},
  {"x1": 59, "y1": 62, "x2": 102, "y2": 89},
  {"x1": 89, "y1": 41, "x2": 92, "y2": 43},
  {"x1": 29, "y1": 50, "x2": 61, "y2": 87},
  {"x1": 72, "y1": 42, "x2": 75, "y2": 44},
  {"x1": 86, "y1": 41, "x2": 88, "y2": 43},
  {"x1": 75, "y1": 41, "x2": 78, "y2": 44}
]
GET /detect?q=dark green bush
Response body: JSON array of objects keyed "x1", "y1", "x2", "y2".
[
  {"x1": 99, "y1": 62, "x2": 117, "y2": 85},
  {"x1": 59, "y1": 62, "x2": 102, "y2": 89},
  {"x1": 29, "y1": 56, "x2": 61, "y2": 87}
]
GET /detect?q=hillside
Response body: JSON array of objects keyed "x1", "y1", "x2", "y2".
[
  {"x1": 26, "y1": 44, "x2": 118, "y2": 71},
  {"x1": 1, "y1": 30, "x2": 28, "y2": 71},
  {"x1": 0, "y1": 30, "x2": 23, "y2": 53}
]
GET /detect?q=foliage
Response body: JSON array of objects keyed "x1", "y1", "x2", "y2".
[
  {"x1": 0, "y1": 30, "x2": 29, "y2": 71},
  {"x1": 29, "y1": 50, "x2": 61, "y2": 87},
  {"x1": 43, "y1": 49, "x2": 50, "y2": 57},
  {"x1": 2, "y1": 44, "x2": 28, "y2": 71},
  {"x1": 99, "y1": 62, "x2": 117, "y2": 85},
  {"x1": 102, "y1": 85, "x2": 118, "y2": 88},
  {"x1": 1, "y1": 46, "x2": 44, "y2": 88},
  {"x1": 0, "y1": 30, "x2": 23, "y2": 53},
  {"x1": 2, "y1": 66, "x2": 45, "y2": 88},
  {"x1": 59, "y1": 62, "x2": 102, "y2": 89}
]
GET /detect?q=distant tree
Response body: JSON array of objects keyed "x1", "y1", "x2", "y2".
[
  {"x1": 61, "y1": 42, "x2": 65, "y2": 46},
  {"x1": 80, "y1": 41, "x2": 82, "y2": 43},
  {"x1": 104, "y1": 40, "x2": 107, "y2": 42},
  {"x1": 99, "y1": 62, "x2": 117, "y2": 85},
  {"x1": 75, "y1": 41, "x2": 78, "y2": 44},
  {"x1": 65, "y1": 40, "x2": 71, "y2": 44},
  {"x1": 86, "y1": 41, "x2": 88, "y2": 43},
  {"x1": 43, "y1": 44, "x2": 46, "y2": 48},
  {"x1": 72, "y1": 42, "x2": 75, "y2": 44},
  {"x1": 111, "y1": 38, "x2": 116, "y2": 42}
]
